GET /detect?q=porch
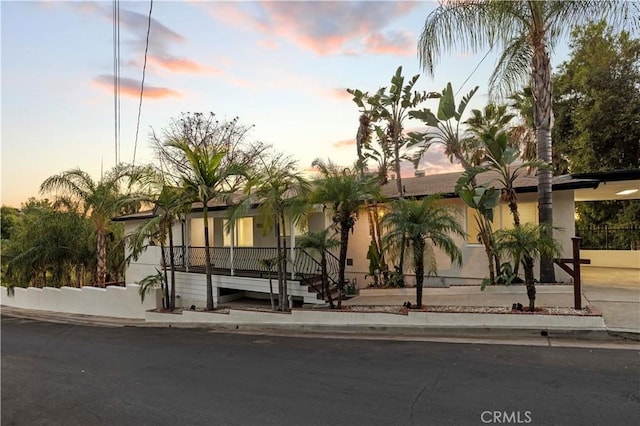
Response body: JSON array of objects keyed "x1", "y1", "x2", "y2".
[{"x1": 160, "y1": 246, "x2": 341, "y2": 305}]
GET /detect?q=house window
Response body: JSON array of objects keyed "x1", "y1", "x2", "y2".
[
  {"x1": 465, "y1": 202, "x2": 539, "y2": 244},
  {"x1": 223, "y1": 217, "x2": 254, "y2": 247},
  {"x1": 500, "y1": 202, "x2": 538, "y2": 229},
  {"x1": 283, "y1": 215, "x2": 308, "y2": 237},
  {"x1": 465, "y1": 206, "x2": 499, "y2": 245},
  {"x1": 190, "y1": 218, "x2": 214, "y2": 247}
]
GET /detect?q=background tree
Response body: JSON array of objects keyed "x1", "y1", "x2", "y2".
[
  {"x1": 381, "y1": 197, "x2": 464, "y2": 308},
  {"x1": 553, "y1": 22, "x2": 640, "y2": 235},
  {"x1": 310, "y1": 159, "x2": 381, "y2": 308},
  {"x1": 40, "y1": 164, "x2": 149, "y2": 287},
  {"x1": 554, "y1": 21, "x2": 640, "y2": 174},
  {"x1": 418, "y1": 0, "x2": 638, "y2": 283},
  {"x1": 3, "y1": 199, "x2": 93, "y2": 289}
]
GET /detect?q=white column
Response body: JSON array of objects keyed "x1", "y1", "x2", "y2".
[
  {"x1": 184, "y1": 217, "x2": 190, "y2": 272},
  {"x1": 290, "y1": 219, "x2": 295, "y2": 280},
  {"x1": 230, "y1": 223, "x2": 235, "y2": 276}
]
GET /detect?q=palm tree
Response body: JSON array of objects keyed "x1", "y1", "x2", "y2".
[
  {"x1": 167, "y1": 138, "x2": 246, "y2": 311},
  {"x1": 238, "y1": 153, "x2": 310, "y2": 311},
  {"x1": 310, "y1": 159, "x2": 381, "y2": 308},
  {"x1": 382, "y1": 197, "x2": 464, "y2": 308},
  {"x1": 40, "y1": 164, "x2": 149, "y2": 287},
  {"x1": 494, "y1": 223, "x2": 561, "y2": 311},
  {"x1": 129, "y1": 183, "x2": 189, "y2": 310},
  {"x1": 418, "y1": 0, "x2": 637, "y2": 282},
  {"x1": 297, "y1": 229, "x2": 340, "y2": 309}
]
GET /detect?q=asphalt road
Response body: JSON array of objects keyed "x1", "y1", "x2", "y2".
[{"x1": 2, "y1": 317, "x2": 639, "y2": 426}]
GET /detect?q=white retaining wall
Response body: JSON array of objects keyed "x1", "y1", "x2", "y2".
[
  {"x1": 145, "y1": 307, "x2": 605, "y2": 331},
  {"x1": 581, "y1": 250, "x2": 640, "y2": 269},
  {"x1": 0, "y1": 285, "x2": 160, "y2": 319}
]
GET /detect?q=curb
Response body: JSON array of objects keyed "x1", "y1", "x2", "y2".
[{"x1": 3, "y1": 306, "x2": 639, "y2": 343}]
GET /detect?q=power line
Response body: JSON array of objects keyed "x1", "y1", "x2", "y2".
[
  {"x1": 133, "y1": 0, "x2": 153, "y2": 165},
  {"x1": 455, "y1": 47, "x2": 493, "y2": 97}
]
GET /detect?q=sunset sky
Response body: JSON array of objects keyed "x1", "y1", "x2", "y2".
[{"x1": 1, "y1": 1, "x2": 570, "y2": 208}]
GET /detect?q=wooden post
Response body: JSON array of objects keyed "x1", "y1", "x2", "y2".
[
  {"x1": 553, "y1": 237, "x2": 590, "y2": 310},
  {"x1": 572, "y1": 237, "x2": 582, "y2": 310}
]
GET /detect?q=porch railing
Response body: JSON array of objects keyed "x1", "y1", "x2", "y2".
[
  {"x1": 162, "y1": 246, "x2": 340, "y2": 287},
  {"x1": 576, "y1": 226, "x2": 640, "y2": 250}
]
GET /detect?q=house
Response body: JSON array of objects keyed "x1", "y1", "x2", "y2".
[{"x1": 115, "y1": 169, "x2": 639, "y2": 308}]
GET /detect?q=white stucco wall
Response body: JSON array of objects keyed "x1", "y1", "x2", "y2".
[
  {"x1": 345, "y1": 190, "x2": 577, "y2": 287},
  {"x1": 0, "y1": 284, "x2": 160, "y2": 319},
  {"x1": 581, "y1": 250, "x2": 640, "y2": 269}
]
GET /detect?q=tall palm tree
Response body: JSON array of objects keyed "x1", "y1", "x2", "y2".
[
  {"x1": 128, "y1": 183, "x2": 189, "y2": 310},
  {"x1": 382, "y1": 197, "x2": 464, "y2": 308},
  {"x1": 40, "y1": 164, "x2": 149, "y2": 287},
  {"x1": 310, "y1": 159, "x2": 381, "y2": 308},
  {"x1": 494, "y1": 223, "x2": 561, "y2": 311},
  {"x1": 297, "y1": 229, "x2": 340, "y2": 309},
  {"x1": 418, "y1": 0, "x2": 638, "y2": 282},
  {"x1": 238, "y1": 153, "x2": 310, "y2": 311},
  {"x1": 167, "y1": 138, "x2": 246, "y2": 311}
]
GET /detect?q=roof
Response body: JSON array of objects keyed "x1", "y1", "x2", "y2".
[
  {"x1": 380, "y1": 169, "x2": 600, "y2": 199},
  {"x1": 113, "y1": 169, "x2": 603, "y2": 222}
]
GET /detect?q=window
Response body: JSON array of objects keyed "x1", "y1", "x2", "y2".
[
  {"x1": 223, "y1": 217, "x2": 254, "y2": 247},
  {"x1": 465, "y1": 202, "x2": 539, "y2": 244},
  {"x1": 500, "y1": 202, "x2": 538, "y2": 230},
  {"x1": 190, "y1": 218, "x2": 214, "y2": 247},
  {"x1": 465, "y1": 206, "x2": 499, "y2": 245},
  {"x1": 283, "y1": 215, "x2": 308, "y2": 237}
]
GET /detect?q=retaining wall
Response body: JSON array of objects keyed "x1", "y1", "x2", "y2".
[{"x1": 0, "y1": 285, "x2": 160, "y2": 319}]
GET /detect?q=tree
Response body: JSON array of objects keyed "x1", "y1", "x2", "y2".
[
  {"x1": 494, "y1": 223, "x2": 561, "y2": 311},
  {"x1": 152, "y1": 113, "x2": 264, "y2": 310},
  {"x1": 3, "y1": 199, "x2": 93, "y2": 289},
  {"x1": 465, "y1": 107, "x2": 548, "y2": 227},
  {"x1": 554, "y1": 21, "x2": 640, "y2": 172},
  {"x1": 129, "y1": 182, "x2": 189, "y2": 310},
  {"x1": 418, "y1": 0, "x2": 638, "y2": 282},
  {"x1": 456, "y1": 180, "x2": 501, "y2": 286},
  {"x1": 297, "y1": 229, "x2": 340, "y2": 309},
  {"x1": 239, "y1": 153, "x2": 310, "y2": 311},
  {"x1": 310, "y1": 159, "x2": 381, "y2": 308},
  {"x1": 381, "y1": 197, "x2": 464, "y2": 308},
  {"x1": 348, "y1": 66, "x2": 433, "y2": 197},
  {"x1": 40, "y1": 164, "x2": 150, "y2": 287},
  {"x1": 167, "y1": 138, "x2": 245, "y2": 311},
  {"x1": 408, "y1": 82, "x2": 480, "y2": 171}
]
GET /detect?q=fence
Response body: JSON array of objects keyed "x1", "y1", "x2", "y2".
[{"x1": 576, "y1": 226, "x2": 640, "y2": 250}]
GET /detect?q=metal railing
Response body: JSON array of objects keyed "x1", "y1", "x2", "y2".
[
  {"x1": 162, "y1": 246, "x2": 341, "y2": 288},
  {"x1": 576, "y1": 226, "x2": 640, "y2": 250}
]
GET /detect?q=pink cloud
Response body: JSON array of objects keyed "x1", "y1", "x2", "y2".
[
  {"x1": 364, "y1": 31, "x2": 414, "y2": 56},
  {"x1": 147, "y1": 55, "x2": 221, "y2": 74},
  {"x1": 328, "y1": 88, "x2": 352, "y2": 101},
  {"x1": 93, "y1": 75, "x2": 180, "y2": 99},
  {"x1": 258, "y1": 39, "x2": 280, "y2": 50},
  {"x1": 203, "y1": 1, "x2": 421, "y2": 56},
  {"x1": 332, "y1": 138, "x2": 356, "y2": 149}
]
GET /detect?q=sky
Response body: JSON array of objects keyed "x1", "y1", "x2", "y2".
[{"x1": 1, "y1": 0, "x2": 571, "y2": 208}]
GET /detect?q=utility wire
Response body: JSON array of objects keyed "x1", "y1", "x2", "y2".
[
  {"x1": 454, "y1": 47, "x2": 493, "y2": 97},
  {"x1": 113, "y1": 0, "x2": 118, "y2": 165},
  {"x1": 133, "y1": 0, "x2": 153, "y2": 165}
]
